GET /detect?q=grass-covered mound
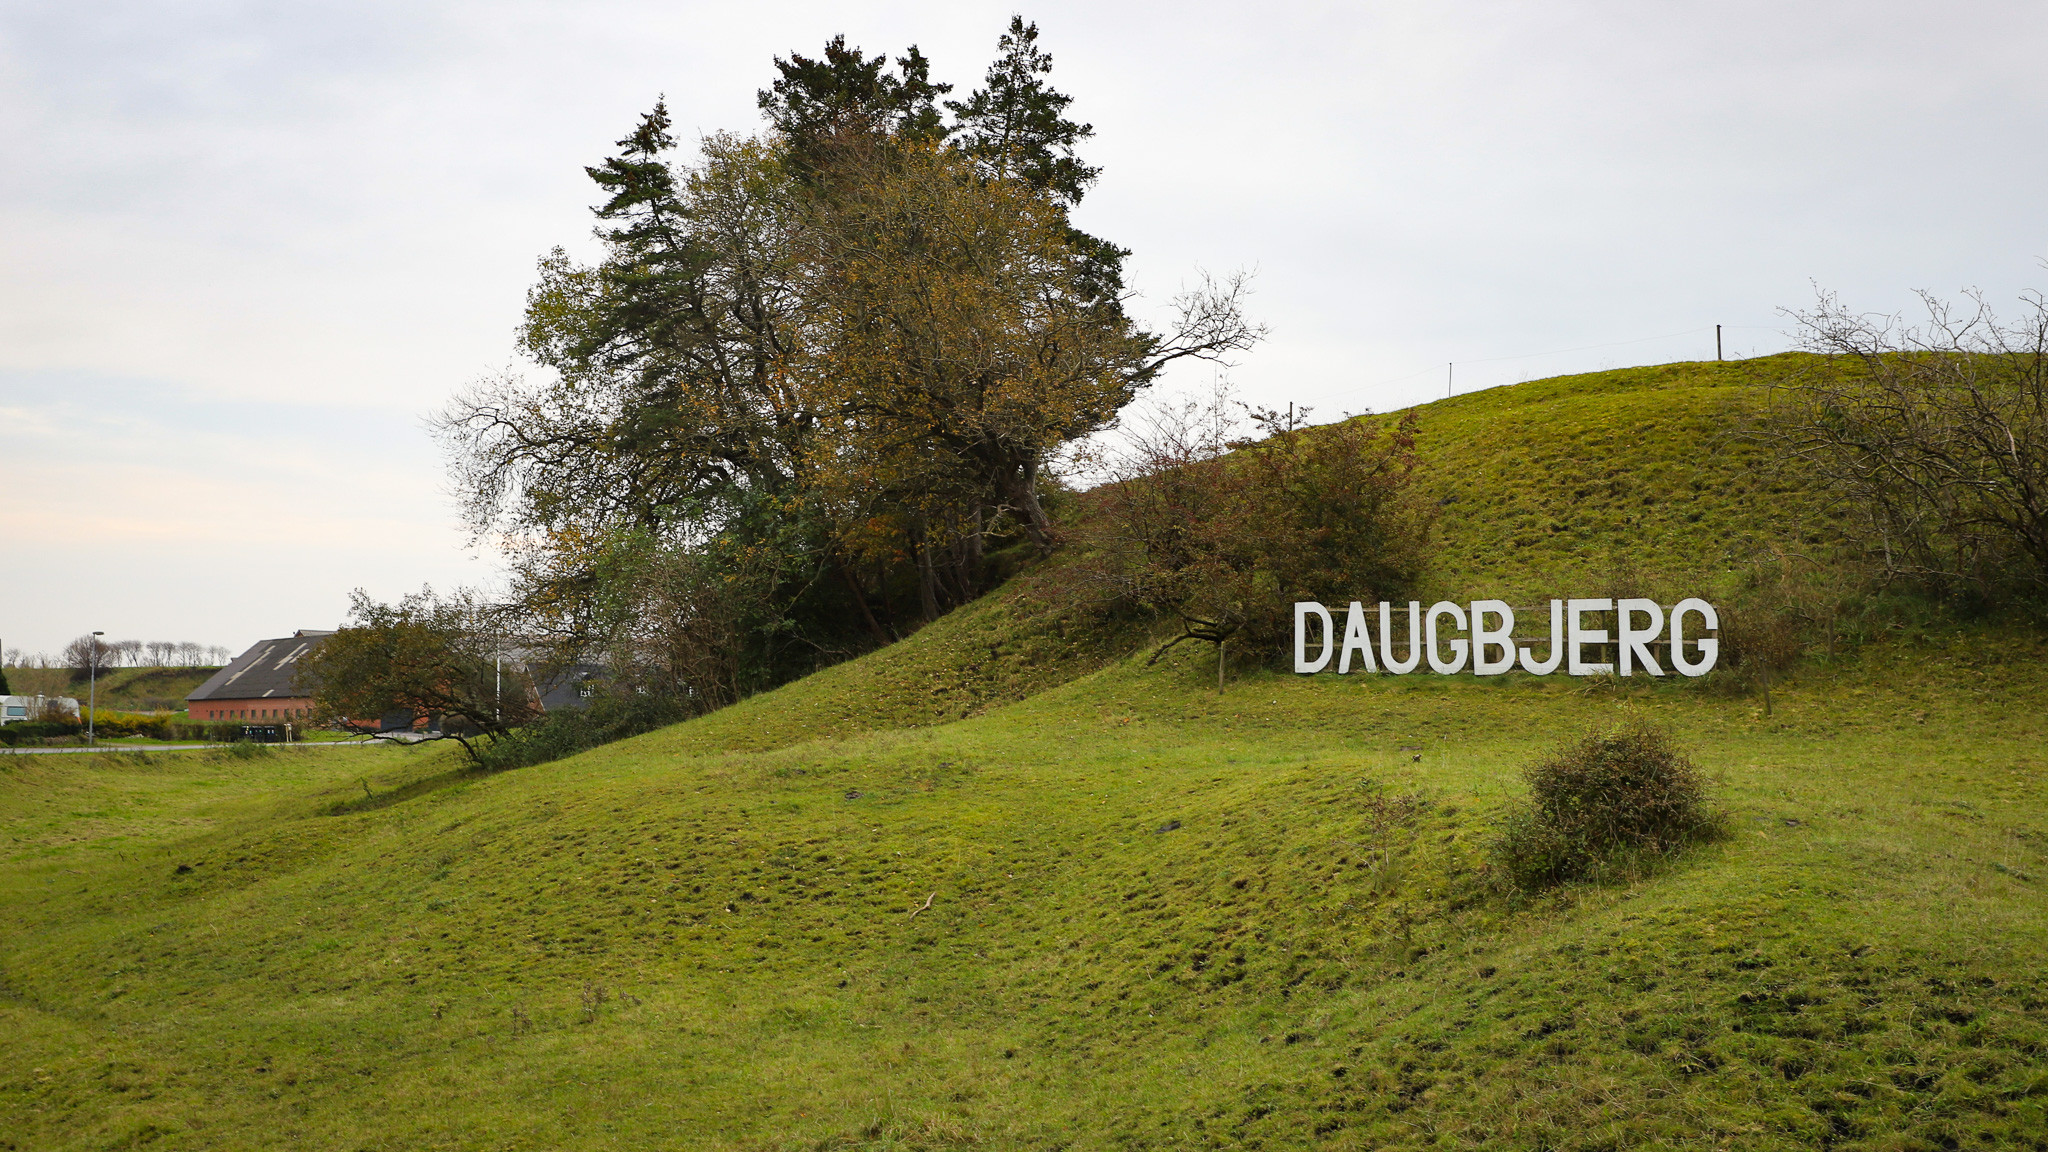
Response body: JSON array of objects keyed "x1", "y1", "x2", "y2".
[
  {"x1": 1, "y1": 665, "x2": 220, "y2": 713},
  {"x1": 639, "y1": 573, "x2": 1135, "y2": 758},
  {"x1": 1416, "y1": 354, "x2": 1839, "y2": 600},
  {"x1": 5, "y1": 359, "x2": 2045, "y2": 1150}
]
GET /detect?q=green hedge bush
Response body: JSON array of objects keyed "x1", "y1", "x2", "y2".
[
  {"x1": 1492, "y1": 725, "x2": 1726, "y2": 889},
  {"x1": 0, "y1": 719, "x2": 82, "y2": 744}
]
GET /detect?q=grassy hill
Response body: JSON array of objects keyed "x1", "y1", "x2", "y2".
[
  {"x1": 2, "y1": 666, "x2": 221, "y2": 713},
  {"x1": 5, "y1": 358, "x2": 2045, "y2": 1151},
  {"x1": 1415, "y1": 354, "x2": 1837, "y2": 600}
]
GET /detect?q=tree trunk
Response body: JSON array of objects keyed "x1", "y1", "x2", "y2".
[
  {"x1": 838, "y1": 559, "x2": 893, "y2": 645},
  {"x1": 1011, "y1": 457, "x2": 1056, "y2": 554},
  {"x1": 944, "y1": 510, "x2": 976, "y2": 602},
  {"x1": 945, "y1": 553, "x2": 974, "y2": 606},
  {"x1": 913, "y1": 527, "x2": 941, "y2": 623}
]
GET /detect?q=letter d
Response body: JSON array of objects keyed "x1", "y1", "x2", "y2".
[{"x1": 1294, "y1": 602, "x2": 1335, "y2": 673}]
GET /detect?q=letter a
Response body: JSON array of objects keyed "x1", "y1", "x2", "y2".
[{"x1": 1338, "y1": 601, "x2": 1378, "y2": 673}]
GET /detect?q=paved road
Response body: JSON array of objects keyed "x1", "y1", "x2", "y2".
[{"x1": 0, "y1": 742, "x2": 388, "y2": 755}]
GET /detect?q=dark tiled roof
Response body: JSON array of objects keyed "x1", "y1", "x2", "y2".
[
  {"x1": 535, "y1": 663, "x2": 605, "y2": 712},
  {"x1": 186, "y1": 633, "x2": 330, "y2": 702}
]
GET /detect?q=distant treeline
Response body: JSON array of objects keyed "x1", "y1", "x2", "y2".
[{"x1": 6, "y1": 637, "x2": 232, "y2": 671}]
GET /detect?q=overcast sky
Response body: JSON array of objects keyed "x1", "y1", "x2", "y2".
[{"x1": 4, "y1": 0, "x2": 2046, "y2": 659}]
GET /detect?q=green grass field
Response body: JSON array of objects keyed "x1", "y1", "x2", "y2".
[{"x1": 4, "y1": 359, "x2": 2044, "y2": 1150}]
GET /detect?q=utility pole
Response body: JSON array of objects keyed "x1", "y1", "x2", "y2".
[
  {"x1": 88, "y1": 630, "x2": 103, "y2": 746},
  {"x1": 1716, "y1": 325, "x2": 1723, "y2": 362},
  {"x1": 1286, "y1": 402, "x2": 1294, "y2": 432},
  {"x1": 1447, "y1": 362, "x2": 1454, "y2": 398}
]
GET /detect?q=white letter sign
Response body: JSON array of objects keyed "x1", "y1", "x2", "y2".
[
  {"x1": 1470, "y1": 600, "x2": 1515, "y2": 675},
  {"x1": 1289, "y1": 596, "x2": 1718, "y2": 678},
  {"x1": 1294, "y1": 601, "x2": 1334, "y2": 673},
  {"x1": 1567, "y1": 598, "x2": 1614, "y2": 676},
  {"x1": 1337, "y1": 601, "x2": 1378, "y2": 674},
  {"x1": 1669, "y1": 598, "x2": 1720, "y2": 677}
]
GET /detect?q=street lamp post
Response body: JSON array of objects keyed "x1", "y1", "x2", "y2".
[{"x1": 88, "y1": 630, "x2": 104, "y2": 747}]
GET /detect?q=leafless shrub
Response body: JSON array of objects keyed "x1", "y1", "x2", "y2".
[
  {"x1": 1061, "y1": 385, "x2": 1431, "y2": 675},
  {"x1": 579, "y1": 980, "x2": 608, "y2": 1024},
  {"x1": 1764, "y1": 287, "x2": 2048, "y2": 608},
  {"x1": 1358, "y1": 782, "x2": 1425, "y2": 871},
  {"x1": 61, "y1": 634, "x2": 118, "y2": 678}
]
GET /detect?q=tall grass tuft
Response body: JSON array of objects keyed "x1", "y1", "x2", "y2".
[
  {"x1": 217, "y1": 741, "x2": 275, "y2": 762},
  {"x1": 1492, "y1": 725, "x2": 1725, "y2": 890}
]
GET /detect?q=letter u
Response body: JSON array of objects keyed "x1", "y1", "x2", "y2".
[{"x1": 1379, "y1": 601, "x2": 1423, "y2": 674}]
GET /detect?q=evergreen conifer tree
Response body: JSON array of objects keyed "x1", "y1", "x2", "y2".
[
  {"x1": 758, "y1": 36, "x2": 951, "y2": 176},
  {"x1": 947, "y1": 17, "x2": 1098, "y2": 204},
  {"x1": 948, "y1": 17, "x2": 1126, "y2": 300}
]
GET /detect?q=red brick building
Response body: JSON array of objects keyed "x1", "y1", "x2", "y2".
[{"x1": 184, "y1": 630, "x2": 332, "y2": 722}]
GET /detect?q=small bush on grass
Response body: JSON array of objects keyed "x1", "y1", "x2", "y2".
[{"x1": 1493, "y1": 725, "x2": 1725, "y2": 890}]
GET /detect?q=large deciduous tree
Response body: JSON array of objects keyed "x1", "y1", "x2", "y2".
[
  {"x1": 799, "y1": 140, "x2": 1257, "y2": 604},
  {"x1": 437, "y1": 20, "x2": 1260, "y2": 702}
]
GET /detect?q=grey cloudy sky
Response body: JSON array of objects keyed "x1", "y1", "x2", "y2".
[{"x1": 4, "y1": 0, "x2": 2045, "y2": 658}]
